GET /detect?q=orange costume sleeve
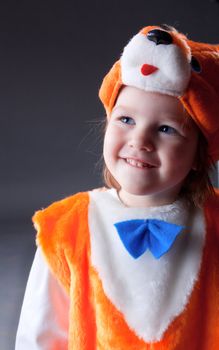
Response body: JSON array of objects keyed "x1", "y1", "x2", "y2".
[{"x1": 33, "y1": 190, "x2": 219, "y2": 350}]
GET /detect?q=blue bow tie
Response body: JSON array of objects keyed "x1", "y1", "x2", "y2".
[{"x1": 114, "y1": 219, "x2": 184, "y2": 259}]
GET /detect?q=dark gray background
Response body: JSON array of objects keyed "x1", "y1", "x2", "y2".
[{"x1": 1, "y1": 1, "x2": 219, "y2": 348}]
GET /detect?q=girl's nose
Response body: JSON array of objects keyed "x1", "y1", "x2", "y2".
[{"x1": 128, "y1": 132, "x2": 154, "y2": 152}]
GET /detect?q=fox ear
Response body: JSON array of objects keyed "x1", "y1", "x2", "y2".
[
  {"x1": 99, "y1": 60, "x2": 123, "y2": 114},
  {"x1": 159, "y1": 24, "x2": 178, "y2": 32}
]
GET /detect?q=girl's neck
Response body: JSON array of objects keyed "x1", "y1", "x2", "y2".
[{"x1": 118, "y1": 188, "x2": 181, "y2": 208}]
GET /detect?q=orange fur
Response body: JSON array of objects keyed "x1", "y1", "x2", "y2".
[
  {"x1": 99, "y1": 60, "x2": 122, "y2": 116},
  {"x1": 33, "y1": 190, "x2": 219, "y2": 349}
]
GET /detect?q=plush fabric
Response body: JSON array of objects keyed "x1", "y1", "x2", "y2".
[
  {"x1": 33, "y1": 189, "x2": 219, "y2": 350},
  {"x1": 98, "y1": 25, "x2": 219, "y2": 161},
  {"x1": 88, "y1": 190, "x2": 205, "y2": 343},
  {"x1": 34, "y1": 192, "x2": 96, "y2": 349}
]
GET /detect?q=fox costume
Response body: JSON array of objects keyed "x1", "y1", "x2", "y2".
[{"x1": 16, "y1": 25, "x2": 219, "y2": 349}]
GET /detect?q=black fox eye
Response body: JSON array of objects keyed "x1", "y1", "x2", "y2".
[{"x1": 190, "y1": 56, "x2": 201, "y2": 73}]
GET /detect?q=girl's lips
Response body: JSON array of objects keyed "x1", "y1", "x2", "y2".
[{"x1": 124, "y1": 157, "x2": 156, "y2": 169}]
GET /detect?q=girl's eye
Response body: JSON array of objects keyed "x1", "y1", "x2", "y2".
[
  {"x1": 120, "y1": 116, "x2": 135, "y2": 125},
  {"x1": 158, "y1": 125, "x2": 177, "y2": 135}
]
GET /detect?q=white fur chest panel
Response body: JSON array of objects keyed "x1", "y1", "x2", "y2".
[{"x1": 88, "y1": 189, "x2": 205, "y2": 342}]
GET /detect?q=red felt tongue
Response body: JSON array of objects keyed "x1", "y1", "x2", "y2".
[{"x1": 141, "y1": 64, "x2": 158, "y2": 76}]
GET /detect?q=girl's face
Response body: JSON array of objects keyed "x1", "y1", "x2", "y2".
[{"x1": 103, "y1": 86, "x2": 199, "y2": 207}]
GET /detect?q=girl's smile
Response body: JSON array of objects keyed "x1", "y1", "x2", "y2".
[
  {"x1": 124, "y1": 157, "x2": 155, "y2": 169},
  {"x1": 103, "y1": 86, "x2": 199, "y2": 207}
]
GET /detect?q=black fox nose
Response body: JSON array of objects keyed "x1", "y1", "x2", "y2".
[{"x1": 147, "y1": 29, "x2": 173, "y2": 45}]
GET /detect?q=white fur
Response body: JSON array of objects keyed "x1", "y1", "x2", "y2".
[
  {"x1": 121, "y1": 32, "x2": 191, "y2": 97},
  {"x1": 88, "y1": 189, "x2": 205, "y2": 342}
]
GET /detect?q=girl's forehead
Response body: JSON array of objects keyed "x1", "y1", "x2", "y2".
[{"x1": 112, "y1": 86, "x2": 188, "y2": 120}]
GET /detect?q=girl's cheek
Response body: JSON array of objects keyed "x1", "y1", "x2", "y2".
[
  {"x1": 106, "y1": 125, "x2": 123, "y2": 143},
  {"x1": 103, "y1": 129, "x2": 115, "y2": 157}
]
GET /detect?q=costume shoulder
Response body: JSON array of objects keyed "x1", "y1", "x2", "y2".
[{"x1": 32, "y1": 191, "x2": 90, "y2": 293}]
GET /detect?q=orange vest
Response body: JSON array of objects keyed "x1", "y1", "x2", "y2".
[{"x1": 33, "y1": 190, "x2": 219, "y2": 350}]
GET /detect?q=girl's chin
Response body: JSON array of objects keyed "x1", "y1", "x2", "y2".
[{"x1": 118, "y1": 188, "x2": 180, "y2": 207}]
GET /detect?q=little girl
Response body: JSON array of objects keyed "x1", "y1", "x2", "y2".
[{"x1": 16, "y1": 25, "x2": 219, "y2": 349}]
